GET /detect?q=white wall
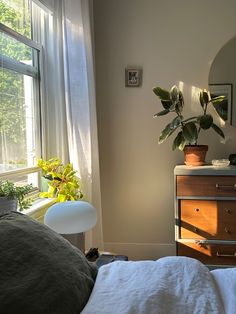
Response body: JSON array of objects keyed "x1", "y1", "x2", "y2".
[{"x1": 93, "y1": 0, "x2": 236, "y2": 260}]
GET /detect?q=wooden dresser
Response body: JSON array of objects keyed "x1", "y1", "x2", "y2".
[{"x1": 174, "y1": 165, "x2": 236, "y2": 267}]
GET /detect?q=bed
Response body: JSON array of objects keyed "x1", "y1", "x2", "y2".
[{"x1": 0, "y1": 212, "x2": 235, "y2": 314}]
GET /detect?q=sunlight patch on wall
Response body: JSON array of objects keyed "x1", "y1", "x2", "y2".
[
  {"x1": 178, "y1": 81, "x2": 202, "y2": 114},
  {"x1": 191, "y1": 85, "x2": 201, "y2": 106},
  {"x1": 178, "y1": 81, "x2": 184, "y2": 92}
]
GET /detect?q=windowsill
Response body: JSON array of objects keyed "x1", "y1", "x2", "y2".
[{"x1": 22, "y1": 198, "x2": 56, "y2": 216}]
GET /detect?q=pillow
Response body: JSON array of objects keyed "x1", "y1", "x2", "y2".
[{"x1": 0, "y1": 211, "x2": 97, "y2": 314}]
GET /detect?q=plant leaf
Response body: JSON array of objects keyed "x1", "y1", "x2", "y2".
[
  {"x1": 210, "y1": 95, "x2": 225, "y2": 105},
  {"x1": 39, "y1": 192, "x2": 49, "y2": 198},
  {"x1": 57, "y1": 193, "x2": 67, "y2": 202},
  {"x1": 158, "y1": 123, "x2": 175, "y2": 144},
  {"x1": 172, "y1": 131, "x2": 186, "y2": 151},
  {"x1": 161, "y1": 100, "x2": 172, "y2": 109},
  {"x1": 199, "y1": 114, "x2": 213, "y2": 129},
  {"x1": 176, "y1": 90, "x2": 184, "y2": 113},
  {"x1": 182, "y1": 122, "x2": 198, "y2": 143},
  {"x1": 153, "y1": 87, "x2": 170, "y2": 101},
  {"x1": 199, "y1": 91, "x2": 204, "y2": 108},
  {"x1": 170, "y1": 116, "x2": 183, "y2": 129},
  {"x1": 212, "y1": 100, "x2": 228, "y2": 121},
  {"x1": 169, "y1": 103, "x2": 177, "y2": 111},
  {"x1": 211, "y1": 123, "x2": 225, "y2": 139},
  {"x1": 158, "y1": 116, "x2": 182, "y2": 144},
  {"x1": 202, "y1": 90, "x2": 209, "y2": 103},
  {"x1": 170, "y1": 85, "x2": 179, "y2": 103},
  {"x1": 179, "y1": 90, "x2": 184, "y2": 104},
  {"x1": 153, "y1": 109, "x2": 169, "y2": 117},
  {"x1": 179, "y1": 138, "x2": 187, "y2": 151}
]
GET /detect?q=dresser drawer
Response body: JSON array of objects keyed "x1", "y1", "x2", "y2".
[
  {"x1": 178, "y1": 242, "x2": 236, "y2": 265},
  {"x1": 180, "y1": 200, "x2": 236, "y2": 240},
  {"x1": 177, "y1": 175, "x2": 236, "y2": 197}
]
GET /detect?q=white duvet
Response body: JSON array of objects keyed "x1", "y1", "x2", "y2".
[{"x1": 82, "y1": 256, "x2": 235, "y2": 314}]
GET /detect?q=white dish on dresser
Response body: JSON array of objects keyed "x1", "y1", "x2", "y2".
[{"x1": 211, "y1": 159, "x2": 230, "y2": 168}]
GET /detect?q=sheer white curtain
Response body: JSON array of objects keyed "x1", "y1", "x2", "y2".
[
  {"x1": 33, "y1": 0, "x2": 103, "y2": 250},
  {"x1": 32, "y1": 0, "x2": 69, "y2": 163}
]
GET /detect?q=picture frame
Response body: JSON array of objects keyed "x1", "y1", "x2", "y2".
[
  {"x1": 125, "y1": 68, "x2": 142, "y2": 87},
  {"x1": 209, "y1": 83, "x2": 233, "y2": 124}
]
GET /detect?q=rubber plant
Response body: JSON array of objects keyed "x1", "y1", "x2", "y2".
[
  {"x1": 37, "y1": 158, "x2": 83, "y2": 202},
  {"x1": 153, "y1": 85, "x2": 225, "y2": 151}
]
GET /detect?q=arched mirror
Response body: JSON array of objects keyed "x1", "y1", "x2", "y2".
[{"x1": 208, "y1": 36, "x2": 236, "y2": 126}]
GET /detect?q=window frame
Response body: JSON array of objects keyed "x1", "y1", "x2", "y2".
[{"x1": 0, "y1": 17, "x2": 43, "y2": 190}]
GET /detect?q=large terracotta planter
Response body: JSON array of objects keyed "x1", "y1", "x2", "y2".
[{"x1": 184, "y1": 145, "x2": 208, "y2": 166}]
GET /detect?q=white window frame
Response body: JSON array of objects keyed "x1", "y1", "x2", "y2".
[{"x1": 0, "y1": 20, "x2": 43, "y2": 191}]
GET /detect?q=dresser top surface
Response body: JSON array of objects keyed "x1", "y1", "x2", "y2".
[{"x1": 174, "y1": 165, "x2": 236, "y2": 176}]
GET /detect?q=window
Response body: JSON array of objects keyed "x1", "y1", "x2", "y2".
[
  {"x1": 0, "y1": 0, "x2": 41, "y2": 191},
  {"x1": 0, "y1": 0, "x2": 31, "y2": 38}
]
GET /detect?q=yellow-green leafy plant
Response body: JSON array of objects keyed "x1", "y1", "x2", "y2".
[{"x1": 37, "y1": 158, "x2": 83, "y2": 202}]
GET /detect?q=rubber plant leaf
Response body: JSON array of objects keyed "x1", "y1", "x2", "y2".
[
  {"x1": 199, "y1": 91, "x2": 205, "y2": 108},
  {"x1": 182, "y1": 122, "x2": 198, "y2": 143},
  {"x1": 153, "y1": 87, "x2": 170, "y2": 101},
  {"x1": 176, "y1": 91, "x2": 184, "y2": 113},
  {"x1": 211, "y1": 123, "x2": 225, "y2": 139},
  {"x1": 172, "y1": 131, "x2": 185, "y2": 151},
  {"x1": 158, "y1": 122, "x2": 175, "y2": 144},
  {"x1": 153, "y1": 109, "x2": 170, "y2": 117},
  {"x1": 198, "y1": 114, "x2": 213, "y2": 129},
  {"x1": 210, "y1": 95, "x2": 225, "y2": 105},
  {"x1": 170, "y1": 85, "x2": 179, "y2": 103},
  {"x1": 179, "y1": 90, "x2": 184, "y2": 104},
  {"x1": 212, "y1": 103, "x2": 227, "y2": 121},
  {"x1": 169, "y1": 103, "x2": 177, "y2": 111},
  {"x1": 158, "y1": 116, "x2": 182, "y2": 144},
  {"x1": 170, "y1": 115, "x2": 183, "y2": 129},
  {"x1": 161, "y1": 100, "x2": 172, "y2": 109},
  {"x1": 178, "y1": 137, "x2": 187, "y2": 151},
  {"x1": 202, "y1": 90, "x2": 209, "y2": 104}
]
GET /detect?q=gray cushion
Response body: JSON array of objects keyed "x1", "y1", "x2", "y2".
[{"x1": 0, "y1": 211, "x2": 97, "y2": 314}]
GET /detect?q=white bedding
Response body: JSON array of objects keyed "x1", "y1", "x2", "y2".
[
  {"x1": 211, "y1": 268, "x2": 236, "y2": 314},
  {"x1": 82, "y1": 256, "x2": 228, "y2": 314}
]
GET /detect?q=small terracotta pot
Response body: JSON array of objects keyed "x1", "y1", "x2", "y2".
[{"x1": 183, "y1": 145, "x2": 208, "y2": 166}]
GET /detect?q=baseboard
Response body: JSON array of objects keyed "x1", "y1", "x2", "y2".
[{"x1": 103, "y1": 242, "x2": 176, "y2": 261}]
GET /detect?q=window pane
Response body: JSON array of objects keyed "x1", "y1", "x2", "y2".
[
  {"x1": 0, "y1": 0, "x2": 31, "y2": 38},
  {"x1": 0, "y1": 30, "x2": 33, "y2": 65},
  {"x1": 0, "y1": 67, "x2": 36, "y2": 172},
  {"x1": 9, "y1": 171, "x2": 39, "y2": 190}
]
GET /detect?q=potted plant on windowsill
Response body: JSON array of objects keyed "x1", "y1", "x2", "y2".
[
  {"x1": 153, "y1": 85, "x2": 225, "y2": 165},
  {"x1": 37, "y1": 158, "x2": 83, "y2": 202},
  {"x1": 0, "y1": 180, "x2": 34, "y2": 213}
]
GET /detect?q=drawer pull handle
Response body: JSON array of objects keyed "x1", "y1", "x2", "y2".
[
  {"x1": 194, "y1": 208, "x2": 199, "y2": 212},
  {"x1": 224, "y1": 227, "x2": 231, "y2": 234},
  {"x1": 216, "y1": 183, "x2": 236, "y2": 190},
  {"x1": 194, "y1": 227, "x2": 198, "y2": 233},
  {"x1": 226, "y1": 209, "x2": 232, "y2": 214},
  {"x1": 217, "y1": 252, "x2": 236, "y2": 258}
]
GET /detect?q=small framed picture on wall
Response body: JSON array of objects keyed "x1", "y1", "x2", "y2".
[{"x1": 125, "y1": 68, "x2": 142, "y2": 87}]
